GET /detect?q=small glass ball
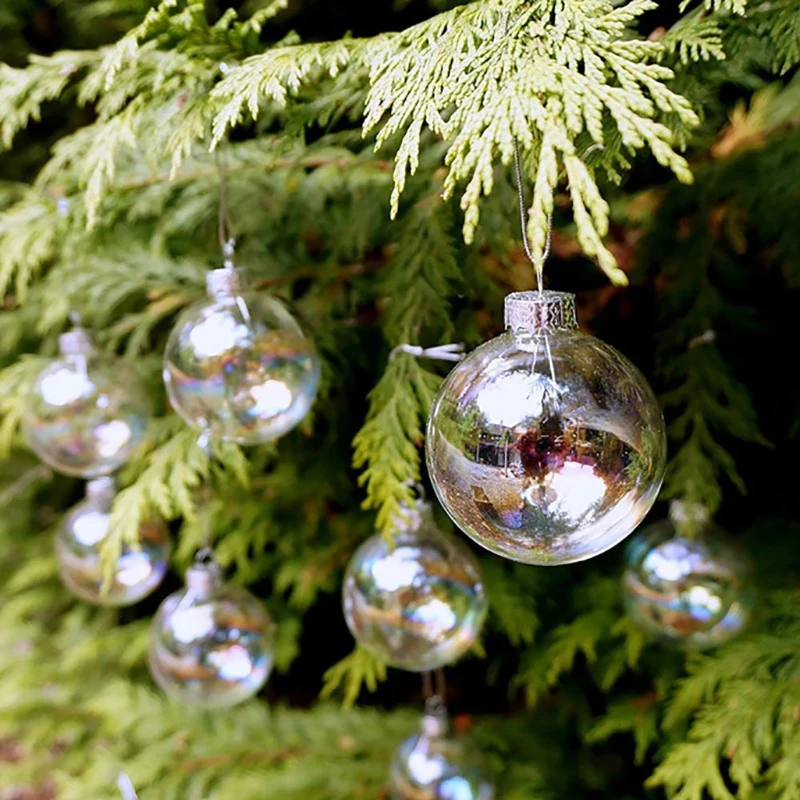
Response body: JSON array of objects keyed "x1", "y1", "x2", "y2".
[
  {"x1": 163, "y1": 268, "x2": 320, "y2": 445},
  {"x1": 343, "y1": 501, "x2": 487, "y2": 672},
  {"x1": 24, "y1": 329, "x2": 150, "y2": 477},
  {"x1": 149, "y1": 560, "x2": 275, "y2": 707},
  {"x1": 427, "y1": 291, "x2": 666, "y2": 565},
  {"x1": 56, "y1": 477, "x2": 170, "y2": 606},
  {"x1": 390, "y1": 707, "x2": 494, "y2": 800},
  {"x1": 623, "y1": 508, "x2": 755, "y2": 650}
]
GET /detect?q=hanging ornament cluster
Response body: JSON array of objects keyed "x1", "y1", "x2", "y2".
[
  {"x1": 23, "y1": 322, "x2": 150, "y2": 477},
  {"x1": 22, "y1": 319, "x2": 169, "y2": 608},
  {"x1": 389, "y1": 698, "x2": 494, "y2": 800},
  {"x1": 56, "y1": 476, "x2": 171, "y2": 607},
  {"x1": 623, "y1": 501, "x2": 755, "y2": 650},
  {"x1": 343, "y1": 495, "x2": 487, "y2": 672},
  {"x1": 426, "y1": 290, "x2": 667, "y2": 565},
  {"x1": 149, "y1": 551, "x2": 276, "y2": 707},
  {"x1": 163, "y1": 261, "x2": 320, "y2": 445}
]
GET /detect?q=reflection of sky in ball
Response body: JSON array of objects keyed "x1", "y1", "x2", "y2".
[
  {"x1": 685, "y1": 585, "x2": 722, "y2": 621},
  {"x1": 371, "y1": 555, "x2": 422, "y2": 591},
  {"x1": 408, "y1": 751, "x2": 446, "y2": 784},
  {"x1": 410, "y1": 597, "x2": 458, "y2": 632},
  {"x1": 171, "y1": 606, "x2": 217, "y2": 643},
  {"x1": 208, "y1": 643, "x2": 254, "y2": 681},
  {"x1": 474, "y1": 371, "x2": 548, "y2": 427},
  {"x1": 40, "y1": 368, "x2": 94, "y2": 405},
  {"x1": 522, "y1": 460, "x2": 607, "y2": 517},
  {"x1": 117, "y1": 552, "x2": 159, "y2": 587},
  {"x1": 73, "y1": 511, "x2": 110, "y2": 546},
  {"x1": 248, "y1": 379, "x2": 293, "y2": 416},
  {"x1": 188, "y1": 311, "x2": 247, "y2": 357},
  {"x1": 95, "y1": 420, "x2": 133, "y2": 456},
  {"x1": 439, "y1": 776, "x2": 486, "y2": 800}
]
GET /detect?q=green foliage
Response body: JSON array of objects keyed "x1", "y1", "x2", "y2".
[
  {"x1": 0, "y1": 0, "x2": 799, "y2": 796},
  {"x1": 365, "y1": 0, "x2": 698, "y2": 281}
]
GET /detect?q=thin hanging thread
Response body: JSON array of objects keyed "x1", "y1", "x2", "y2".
[
  {"x1": 215, "y1": 151, "x2": 236, "y2": 267},
  {"x1": 513, "y1": 137, "x2": 552, "y2": 296},
  {"x1": 422, "y1": 668, "x2": 448, "y2": 711}
]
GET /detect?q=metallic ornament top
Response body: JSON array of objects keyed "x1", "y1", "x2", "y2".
[
  {"x1": 163, "y1": 268, "x2": 320, "y2": 445},
  {"x1": 426, "y1": 291, "x2": 667, "y2": 565},
  {"x1": 148, "y1": 556, "x2": 275, "y2": 707},
  {"x1": 389, "y1": 701, "x2": 494, "y2": 800},
  {"x1": 56, "y1": 477, "x2": 171, "y2": 606},
  {"x1": 23, "y1": 327, "x2": 151, "y2": 477},
  {"x1": 623, "y1": 504, "x2": 755, "y2": 650},
  {"x1": 342, "y1": 500, "x2": 488, "y2": 672}
]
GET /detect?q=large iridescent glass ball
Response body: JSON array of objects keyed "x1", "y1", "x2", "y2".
[
  {"x1": 426, "y1": 291, "x2": 667, "y2": 565},
  {"x1": 163, "y1": 268, "x2": 320, "y2": 445},
  {"x1": 149, "y1": 559, "x2": 275, "y2": 707},
  {"x1": 390, "y1": 705, "x2": 494, "y2": 800},
  {"x1": 56, "y1": 477, "x2": 170, "y2": 606},
  {"x1": 343, "y1": 500, "x2": 487, "y2": 671},
  {"x1": 23, "y1": 328, "x2": 150, "y2": 477},
  {"x1": 623, "y1": 504, "x2": 755, "y2": 650}
]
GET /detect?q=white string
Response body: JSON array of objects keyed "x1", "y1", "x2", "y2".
[{"x1": 390, "y1": 343, "x2": 466, "y2": 363}]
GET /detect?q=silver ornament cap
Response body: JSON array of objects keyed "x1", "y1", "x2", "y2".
[
  {"x1": 504, "y1": 290, "x2": 578, "y2": 333},
  {"x1": 86, "y1": 475, "x2": 116, "y2": 500},
  {"x1": 58, "y1": 327, "x2": 94, "y2": 356},
  {"x1": 206, "y1": 267, "x2": 246, "y2": 300}
]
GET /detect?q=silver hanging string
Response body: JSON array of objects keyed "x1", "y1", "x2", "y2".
[
  {"x1": 215, "y1": 150, "x2": 236, "y2": 269},
  {"x1": 513, "y1": 137, "x2": 552, "y2": 296},
  {"x1": 422, "y1": 668, "x2": 448, "y2": 710},
  {"x1": 390, "y1": 343, "x2": 466, "y2": 363}
]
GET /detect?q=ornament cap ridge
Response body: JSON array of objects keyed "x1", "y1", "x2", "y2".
[
  {"x1": 86, "y1": 476, "x2": 116, "y2": 499},
  {"x1": 185, "y1": 559, "x2": 223, "y2": 593},
  {"x1": 504, "y1": 290, "x2": 578, "y2": 333},
  {"x1": 58, "y1": 327, "x2": 94, "y2": 356},
  {"x1": 206, "y1": 267, "x2": 245, "y2": 299}
]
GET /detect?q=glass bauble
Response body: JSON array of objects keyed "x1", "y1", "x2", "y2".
[
  {"x1": 23, "y1": 328, "x2": 150, "y2": 477},
  {"x1": 343, "y1": 500, "x2": 487, "y2": 672},
  {"x1": 56, "y1": 477, "x2": 170, "y2": 606},
  {"x1": 149, "y1": 557, "x2": 275, "y2": 707},
  {"x1": 426, "y1": 291, "x2": 666, "y2": 565},
  {"x1": 390, "y1": 703, "x2": 494, "y2": 800},
  {"x1": 623, "y1": 503, "x2": 755, "y2": 650},
  {"x1": 163, "y1": 268, "x2": 320, "y2": 445}
]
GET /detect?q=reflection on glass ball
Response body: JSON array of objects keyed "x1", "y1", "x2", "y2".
[
  {"x1": 163, "y1": 268, "x2": 320, "y2": 445},
  {"x1": 56, "y1": 477, "x2": 170, "y2": 606},
  {"x1": 426, "y1": 291, "x2": 666, "y2": 565},
  {"x1": 623, "y1": 511, "x2": 755, "y2": 650},
  {"x1": 343, "y1": 501, "x2": 487, "y2": 672},
  {"x1": 149, "y1": 560, "x2": 275, "y2": 707},
  {"x1": 24, "y1": 329, "x2": 150, "y2": 477},
  {"x1": 390, "y1": 706, "x2": 494, "y2": 800}
]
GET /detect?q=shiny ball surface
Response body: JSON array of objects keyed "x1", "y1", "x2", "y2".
[
  {"x1": 149, "y1": 565, "x2": 275, "y2": 707},
  {"x1": 343, "y1": 505, "x2": 487, "y2": 671},
  {"x1": 623, "y1": 520, "x2": 755, "y2": 650},
  {"x1": 24, "y1": 350, "x2": 150, "y2": 478},
  {"x1": 426, "y1": 291, "x2": 666, "y2": 565},
  {"x1": 390, "y1": 711, "x2": 494, "y2": 800},
  {"x1": 56, "y1": 479, "x2": 170, "y2": 606},
  {"x1": 163, "y1": 272, "x2": 320, "y2": 445}
]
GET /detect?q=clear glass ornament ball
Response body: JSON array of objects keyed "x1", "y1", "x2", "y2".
[
  {"x1": 389, "y1": 707, "x2": 494, "y2": 800},
  {"x1": 56, "y1": 477, "x2": 170, "y2": 606},
  {"x1": 163, "y1": 268, "x2": 320, "y2": 445},
  {"x1": 149, "y1": 560, "x2": 275, "y2": 707},
  {"x1": 426, "y1": 291, "x2": 667, "y2": 566},
  {"x1": 623, "y1": 505, "x2": 755, "y2": 650},
  {"x1": 343, "y1": 501, "x2": 487, "y2": 672},
  {"x1": 23, "y1": 329, "x2": 150, "y2": 477}
]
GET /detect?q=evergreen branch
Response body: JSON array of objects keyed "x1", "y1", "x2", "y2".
[
  {"x1": 320, "y1": 647, "x2": 388, "y2": 709},
  {"x1": 365, "y1": 0, "x2": 698, "y2": 277}
]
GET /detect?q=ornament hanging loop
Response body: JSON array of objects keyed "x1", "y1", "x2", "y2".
[
  {"x1": 390, "y1": 343, "x2": 466, "y2": 363},
  {"x1": 215, "y1": 149, "x2": 236, "y2": 266}
]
